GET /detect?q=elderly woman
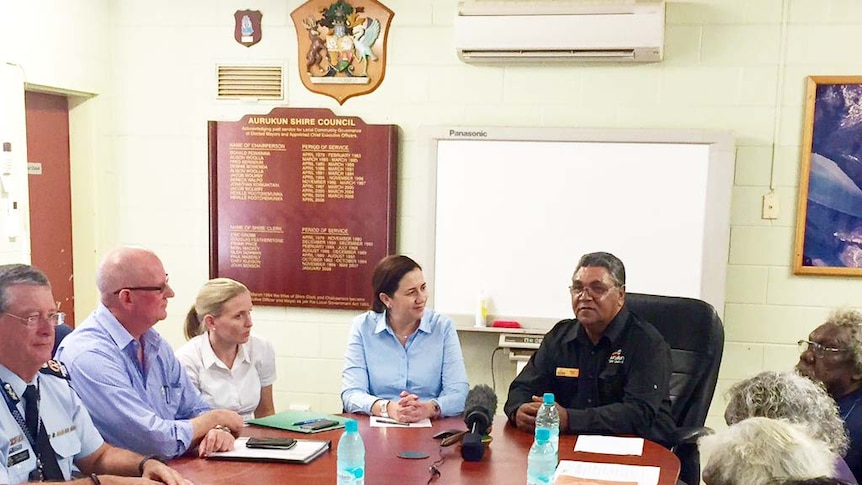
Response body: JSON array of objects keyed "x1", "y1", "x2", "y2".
[
  {"x1": 176, "y1": 278, "x2": 276, "y2": 421},
  {"x1": 797, "y1": 309, "x2": 862, "y2": 482},
  {"x1": 341, "y1": 255, "x2": 469, "y2": 422},
  {"x1": 724, "y1": 371, "x2": 855, "y2": 483},
  {"x1": 700, "y1": 417, "x2": 836, "y2": 485}
]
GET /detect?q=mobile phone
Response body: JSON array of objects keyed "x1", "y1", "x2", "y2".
[
  {"x1": 300, "y1": 419, "x2": 340, "y2": 431},
  {"x1": 246, "y1": 437, "x2": 297, "y2": 450}
]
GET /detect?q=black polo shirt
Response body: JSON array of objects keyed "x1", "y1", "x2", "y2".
[{"x1": 504, "y1": 305, "x2": 676, "y2": 446}]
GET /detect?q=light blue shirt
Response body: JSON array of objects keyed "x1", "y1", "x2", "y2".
[
  {"x1": 341, "y1": 309, "x2": 469, "y2": 417},
  {"x1": 55, "y1": 304, "x2": 210, "y2": 458},
  {"x1": 0, "y1": 364, "x2": 103, "y2": 484}
]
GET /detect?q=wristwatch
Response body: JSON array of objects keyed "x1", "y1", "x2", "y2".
[
  {"x1": 379, "y1": 400, "x2": 391, "y2": 418},
  {"x1": 431, "y1": 401, "x2": 441, "y2": 418}
]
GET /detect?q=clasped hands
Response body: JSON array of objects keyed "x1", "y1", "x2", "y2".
[
  {"x1": 385, "y1": 391, "x2": 438, "y2": 423},
  {"x1": 514, "y1": 395, "x2": 568, "y2": 433}
]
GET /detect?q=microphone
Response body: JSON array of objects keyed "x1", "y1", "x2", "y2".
[{"x1": 461, "y1": 384, "x2": 497, "y2": 462}]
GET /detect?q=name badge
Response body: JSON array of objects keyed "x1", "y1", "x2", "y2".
[
  {"x1": 556, "y1": 367, "x2": 579, "y2": 378},
  {"x1": 7, "y1": 449, "x2": 30, "y2": 467}
]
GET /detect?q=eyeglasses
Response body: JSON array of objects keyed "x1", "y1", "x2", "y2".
[
  {"x1": 569, "y1": 283, "x2": 617, "y2": 299},
  {"x1": 112, "y1": 275, "x2": 170, "y2": 295},
  {"x1": 798, "y1": 339, "x2": 848, "y2": 358},
  {"x1": 4, "y1": 312, "x2": 65, "y2": 328}
]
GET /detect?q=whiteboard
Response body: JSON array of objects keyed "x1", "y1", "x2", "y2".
[{"x1": 426, "y1": 128, "x2": 734, "y2": 326}]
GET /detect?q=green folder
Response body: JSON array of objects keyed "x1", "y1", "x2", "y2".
[{"x1": 247, "y1": 410, "x2": 348, "y2": 434}]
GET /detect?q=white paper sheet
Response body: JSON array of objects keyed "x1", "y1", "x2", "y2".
[
  {"x1": 554, "y1": 461, "x2": 659, "y2": 485},
  {"x1": 369, "y1": 416, "x2": 432, "y2": 428},
  {"x1": 574, "y1": 435, "x2": 644, "y2": 456},
  {"x1": 207, "y1": 437, "x2": 330, "y2": 464}
]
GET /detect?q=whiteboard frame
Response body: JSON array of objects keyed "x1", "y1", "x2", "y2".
[{"x1": 422, "y1": 127, "x2": 735, "y2": 328}]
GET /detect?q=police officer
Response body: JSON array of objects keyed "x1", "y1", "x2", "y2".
[{"x1": 0, "y1": 263, "x2": 191, "y2": 484}]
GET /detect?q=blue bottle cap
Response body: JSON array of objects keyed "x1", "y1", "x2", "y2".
[
  {"x1": 535, "y1": 427, "x2": 550, "y2": 442},
  {"x1": 543, "y1": 392, "x2": 555, "y2": 405},
  {"x1": 345, "y1": 419, "x2": 358, "y2": 432}
]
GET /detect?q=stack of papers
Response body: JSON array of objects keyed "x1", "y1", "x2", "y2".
[
  {"x1": 207, "y1": 437, "x2": 331, "y2": 464},
  {"x1": 553, "y1": 461, "x2": 659, "y2": 485}
]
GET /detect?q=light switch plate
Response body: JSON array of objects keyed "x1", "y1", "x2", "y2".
[{"x1": 762, "y1": 192, "x2": 779, "y2": 220}]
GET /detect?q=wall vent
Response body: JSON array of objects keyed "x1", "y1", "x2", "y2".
[{"x1": 216, "y1": 64, "x2": 283, "y2": 100}]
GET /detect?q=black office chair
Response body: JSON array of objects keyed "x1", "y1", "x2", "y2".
[{"x1": 626, "y1": 292, "x2": 724, "y2": 485}]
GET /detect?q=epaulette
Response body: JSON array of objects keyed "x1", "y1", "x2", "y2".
[{"x1": 39, "y1": 360, "x2": 70, "y2": 380}]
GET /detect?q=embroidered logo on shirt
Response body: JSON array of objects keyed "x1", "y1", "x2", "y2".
[
  {"x1": 608, "y1": 349, "x2": 625, "y2": 364},
  {"x1": 39, "y1": 359, "x2": 70, "y2": 380},
  {"x1": 556, "y1": 367, "x2": 579, "y2": 378}
]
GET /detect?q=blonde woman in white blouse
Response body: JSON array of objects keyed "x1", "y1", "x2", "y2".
[{"x1": 176, "y1": 278, "x2": 276, "y2": 420}]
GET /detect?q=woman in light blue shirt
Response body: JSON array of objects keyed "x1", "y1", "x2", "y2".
[{"x1": 341, "y1": 255, "x2": 469, "y2": 422}]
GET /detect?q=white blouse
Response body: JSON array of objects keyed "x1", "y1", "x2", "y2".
[{"x1": 175, "y1": 333, "x2": 276, "y2": 420}]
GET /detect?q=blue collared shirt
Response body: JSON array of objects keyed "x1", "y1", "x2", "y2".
[
  {"x1": 0, "y1": 364, "x2": 103, "y2": 483},
  {"x1": 55, "y1": 304, "x2": 210, "y2": 458},
  {"x1": 341, "y1": 309, "x2": 469, "y2": 417}
]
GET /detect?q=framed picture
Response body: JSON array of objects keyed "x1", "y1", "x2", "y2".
[{"x1": 794, "y1": 76, "x2": 862, "y2": 275}]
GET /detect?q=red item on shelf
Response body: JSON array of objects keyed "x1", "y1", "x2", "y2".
[{"x1": 492, "y1": 320, "x2": 522, "y2": 328}]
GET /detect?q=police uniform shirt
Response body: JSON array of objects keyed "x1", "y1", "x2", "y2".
[{"x1": 0, "y1": 363, "x2": 103, "y2": 484}]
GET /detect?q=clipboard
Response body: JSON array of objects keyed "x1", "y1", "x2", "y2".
[{"x1": 247, "y1": 410, "x2": 348, "y2": 434}]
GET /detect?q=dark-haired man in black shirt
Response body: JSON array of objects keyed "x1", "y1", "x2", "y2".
[{"x1": 504, "y1": 251, "x2": 675, "y2": 446}]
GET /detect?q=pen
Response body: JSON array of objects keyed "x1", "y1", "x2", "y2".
[
  {"x1": 293, "y1": 418, "x2": 322, "y2": 426},
  {"x1": 376, "y1": 417, "x2": 410, "y2": 426}
]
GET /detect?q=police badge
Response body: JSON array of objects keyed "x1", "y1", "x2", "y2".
[
  {"x1": 234, "y1": 10, "x2": 263, "y2": 48},
  {"x1": 291, "y1": 0, "x2": 394, "y2": 104}
]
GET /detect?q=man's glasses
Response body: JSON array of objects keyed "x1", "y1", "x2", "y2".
[
  {"x1": 798, "y1": 339, "x2": 848, "y2": 358},
  {"x1": 4, "y1": 312, "x2": 65, "y2": 328},
  {"x1": 112, "y1": 275, "x2": 170, "y2": 295},
  {"x1": 569, "y1": 283, "x2": 617, "y2": 299}
]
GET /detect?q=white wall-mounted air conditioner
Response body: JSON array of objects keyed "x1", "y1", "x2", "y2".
[{"x1": 455, "y1": 1, "x2": 665, "y2": 63}]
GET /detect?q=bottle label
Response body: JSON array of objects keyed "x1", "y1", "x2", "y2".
[{"x1": 337, "y1": 467, "x2": 365, "y2": 484}]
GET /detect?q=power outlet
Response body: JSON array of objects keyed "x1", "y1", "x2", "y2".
[{"x1": 762, "y1": 192, "x2": 779, "y2": 220}]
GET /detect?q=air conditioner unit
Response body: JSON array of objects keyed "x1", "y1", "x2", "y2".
[{"x1": 455, "y1": 1, "x2": 665, "y2": 63}]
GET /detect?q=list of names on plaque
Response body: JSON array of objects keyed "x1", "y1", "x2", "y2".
[
  {"x1": 229, "y1": 225, "x2": 285, "y2": 270},
  {"x1": 228, "y1": 142, "x2": 286, "y2": 202},
  {"x1": 209, "y1": 107, "x2": 397, "y2": 310}
]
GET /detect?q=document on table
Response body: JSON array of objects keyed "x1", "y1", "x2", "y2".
[
  {"x1": 574, "y1": 435, "x2": 644, "y2": 455},
  {"x1": 207, "y1": 437, "x2": 331, "y2": 464},
  {"x1": 554, "y1": 460, "x2": 659, "y2": 485},
  {"x1": 369, "y1": 416, "x2": 432, "y2": 428}
]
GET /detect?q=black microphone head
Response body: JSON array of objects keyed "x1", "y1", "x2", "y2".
[
  {"x1": 463, "y1": 384, "x2": 497, "y2": 435},
  {"x1": 461, "y1": 432, "x2": 484, "y2": 462}
]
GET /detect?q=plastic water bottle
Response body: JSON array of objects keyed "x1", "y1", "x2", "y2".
[
  {"x1": 474, "y1": 290, "x2": 488, "y2": 328},
  {"x1": 527, "y1": 427, "x2": 557, "y2": 485},
  {"x1": 337, "y1": 419, "x2": 365, "y2": 484},
  {"x1": 535, "y1": 392, "x2": 560, "y2": 453}
]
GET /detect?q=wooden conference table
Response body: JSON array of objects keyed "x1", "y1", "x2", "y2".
[{"x1": 171, "y1": 415, "x2": 680, "y2": 484}]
